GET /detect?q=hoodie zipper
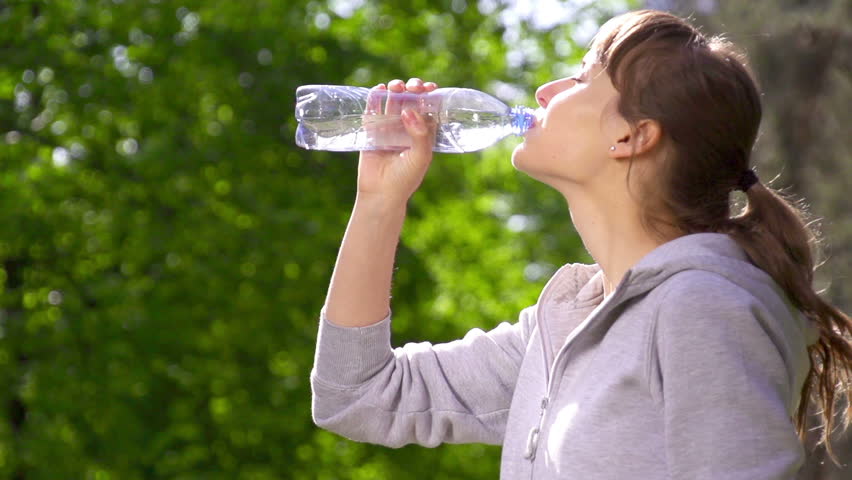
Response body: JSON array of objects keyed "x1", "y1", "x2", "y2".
[
  {"x1": 523, "y1": 396, "x2": 548, "y2": 461},
  {"x1": 546, "y1": 272, "x2": 630, "y2": 391},
  {"x1": 520, "y1": 269, "x2": 567, "y2": 475},
  {"x1": 525, "y1": 271, "x2": 633, "y2": 471},
  {"x1": 533, "y1": 268, "x2": 565, "y2": 383}
]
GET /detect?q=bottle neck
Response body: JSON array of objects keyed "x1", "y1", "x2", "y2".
[{"x1": 510, "y1": 106, "x2": 535, "y2": 136}]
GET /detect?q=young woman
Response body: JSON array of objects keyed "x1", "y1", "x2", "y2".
[{"x1": 311, "y1": 9, "x2": 852, "y2": 479}]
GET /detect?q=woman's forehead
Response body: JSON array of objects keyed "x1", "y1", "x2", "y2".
[{"x1": 581, "y1": 50, "x2": 606, "y2": 77}]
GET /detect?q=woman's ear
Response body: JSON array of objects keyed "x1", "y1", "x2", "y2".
[{"x1": 608, "y1": 119, "x2": 663, "y2": 159}]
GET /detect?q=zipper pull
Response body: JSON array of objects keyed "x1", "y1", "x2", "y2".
[
  {"x1": 523, "y1": 396, "x2": 549, "y2": 461},
  {"x1": 523, "y1": 427, "x2": 540, "y2": 460}
]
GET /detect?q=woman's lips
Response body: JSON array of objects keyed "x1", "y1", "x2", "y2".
[
  {"x1": 534, "y1": 108, "x2": 545, "y2": 127},
  {"x1": 524, "y1": 108, "x2": 546, "y2": 137}
]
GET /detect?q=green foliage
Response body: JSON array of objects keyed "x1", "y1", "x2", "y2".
[{"x1": 0, "y1": 0, "x2": 627, "y2": 478}]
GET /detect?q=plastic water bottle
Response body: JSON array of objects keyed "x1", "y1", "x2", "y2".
[{"x1": 294, "y1": 85, "x2": 535, "y2": 153}]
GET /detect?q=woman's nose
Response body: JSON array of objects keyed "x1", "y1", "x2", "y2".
[
  {"x1": 535, "y1": 83, "x2": 554, "y2": 108},
  {"x1": 535, "y1": 78, "x2": 573, "y2": 108}
]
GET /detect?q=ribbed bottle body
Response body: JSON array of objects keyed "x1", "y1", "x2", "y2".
[{"x1": 295, "y1": 85, "x2": 533, "y2": 153}]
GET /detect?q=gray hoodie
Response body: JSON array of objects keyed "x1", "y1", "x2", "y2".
[{"x1": 311, "y1": 233, "x2": 818, "y2": 479}]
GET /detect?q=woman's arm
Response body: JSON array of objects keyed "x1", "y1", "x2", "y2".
[
  {"x1": 311, "y1": 308, "x2": 532, "y2": 447},
  {"x1": 324, "y1": 78, "x2": 437, "y2": 328},
  {"x1": 313, "y1": 78, "x2": 528, "y2": 447},
  {"x1": 323, "y1": 198, "x2": 407, "y2": 327}
]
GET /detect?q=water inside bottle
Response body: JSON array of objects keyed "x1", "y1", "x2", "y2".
[{"x1": 296, "y1": 110, "x2": 517, "y2": 153}]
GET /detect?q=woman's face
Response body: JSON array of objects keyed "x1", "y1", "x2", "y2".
[{"x1": 512, "y1": 52, "x2": 628, "y2": 189}]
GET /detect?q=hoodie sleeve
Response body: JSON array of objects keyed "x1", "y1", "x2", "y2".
[
  {"x1": 652, "y1": 271, "x2": 806, "y2": 480},
  {"x1": 310, "y1": 306, "x2": 533, "y2": 448}
]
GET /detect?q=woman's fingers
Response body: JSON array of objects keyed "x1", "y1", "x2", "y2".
[
  {"x1": 402, "y1": 79, "x2": 438, "y2": 152},
  {"x1": 402, "y1": 109, "x2": 435, "y2": 152},
  {"x1": 384, "y1": 79, "x2": 405, "y2": 116},
  {"x1": 365, "y1": 83, "x2": 386, "y2": 115},
  {"x1": 405, "y1": 78, "x2": 424, "y2": 93},
  {"x1": 385, "y1": 78, "x2": 435, "y2": 114},
  {"x1": 401, "y1": 78, "x2": 426, "y2": 120},
  {"x1": 365, "y1": 78, "x2": 437, "y2": 150}
]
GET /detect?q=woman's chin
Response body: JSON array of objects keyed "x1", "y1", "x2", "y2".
[
  {"x1": 511, "y1": 142, "x2": 544, "y2": 178},
  {"x1": 510, "y1": 144, "x2": 568, "y2": 189},
  {"x1": 511, "y1": 143, "x2": 529, "y2": 171}
]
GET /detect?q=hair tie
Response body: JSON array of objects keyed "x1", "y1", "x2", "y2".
[{"x1": 737, "y1": 169, "x2": 759, "y2": 192}]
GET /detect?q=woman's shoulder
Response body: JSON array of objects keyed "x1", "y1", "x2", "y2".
[
  {"x1": 655, "y1": 269, "x2": 755, "y2": 305},
  {"x1": 647, "y1": 268, "x2": 816, "y2": 357}
]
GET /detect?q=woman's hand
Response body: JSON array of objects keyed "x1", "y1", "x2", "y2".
[{"x1": 356, "y1": 78, "x2": 438, "y2": 208}]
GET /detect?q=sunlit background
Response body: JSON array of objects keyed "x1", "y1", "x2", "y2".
[{"x1": 0, "y1": 0, "x2": 849, "y2": 478}]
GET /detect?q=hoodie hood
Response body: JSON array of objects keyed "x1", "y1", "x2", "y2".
[
  {"x1": 619, "y1": 233, "x2": 818, "y2": 345},
  {"x1": 535, "y1": 232, "x2": 819, "y2": 384}
]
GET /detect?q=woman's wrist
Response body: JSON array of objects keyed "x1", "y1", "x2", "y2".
[{"x1": 353, "y1": 192, "x2": 409, "y2": 220}]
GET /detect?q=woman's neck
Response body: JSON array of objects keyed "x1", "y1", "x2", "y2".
[{"x1": 563, "y1": 186, "x2": 672, "y2": 298}]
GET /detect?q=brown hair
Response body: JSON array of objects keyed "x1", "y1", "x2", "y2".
[{"x1": 591, "y1": 10, "x2": 852, "y2": 460}]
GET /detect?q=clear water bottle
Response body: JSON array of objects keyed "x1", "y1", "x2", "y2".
[{"x1": 294, "y1": 85, "x2": 535, "y2": 153}]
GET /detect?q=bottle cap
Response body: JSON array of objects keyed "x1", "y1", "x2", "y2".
[{"x1": 511, "y1": 106, "x2": 535, "y2": 136}]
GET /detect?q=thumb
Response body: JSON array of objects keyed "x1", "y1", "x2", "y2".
[{"x1": 402, "y1": 109, "x2": 435, "y2": 155}]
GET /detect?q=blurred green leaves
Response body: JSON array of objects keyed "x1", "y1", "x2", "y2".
[{"x1": 0, "y1": 0, "x2": 623, "y2": 478}]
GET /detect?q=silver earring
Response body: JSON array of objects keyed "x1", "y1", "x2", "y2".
[{"x1": 609, "y1": 146, "x2": 616, "y2": 151}]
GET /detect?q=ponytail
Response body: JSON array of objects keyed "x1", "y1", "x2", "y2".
[
  {"x1": 726, "y1": 181, "x2": 852, "y2": 462},
  {"x1": 591, "y1": 9, "x2": 852, "y2": 461}
]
